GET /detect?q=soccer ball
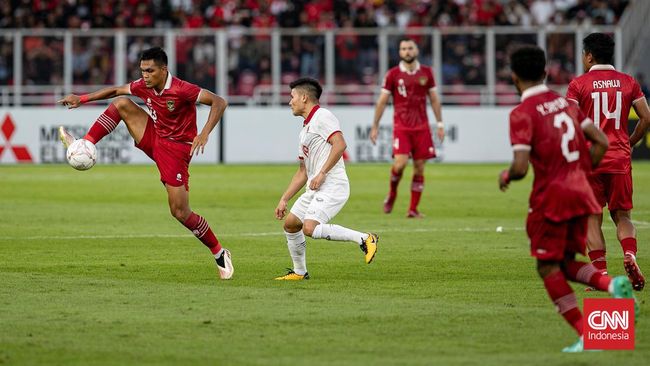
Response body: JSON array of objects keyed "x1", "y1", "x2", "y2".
[{"x1": 66, "y1": 139, "x2": 97, "y2": 171}]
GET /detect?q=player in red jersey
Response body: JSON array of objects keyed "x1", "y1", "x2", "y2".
[
  {"x1": 57, "y1": 47, "x2": 234, "y2": 280},
  {"x1": 566, "y1": 33, "x2": 650, "y2": 291},
  {"x1": 370, "y1": 38, "x2": 444, "y2": 218},
  {"x1": 499, "y1": 46, "x2": 635, "y2": 352}
]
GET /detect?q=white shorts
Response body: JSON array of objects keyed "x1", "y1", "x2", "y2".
[{"x1": 290, "y1": 182, "x2": 350, "y2": 224}]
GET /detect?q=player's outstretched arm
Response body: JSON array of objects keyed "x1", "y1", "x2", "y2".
[
  {"x1": 275, "y1": 162, "x2": 308, "y2": 220},
  {"x1": 583, "y1": 123, "x2": 609, "y2": 168},
  {"x1": 498, "y1": 151, "x2": 529, "y2": 192},
  {"x1": 57, "y1": 85, "x2": 130, "y2": 109},
  {"x1": 370, "y1": 93, "x2": 390, "y2": 144},
  {"x1": 192, "y1": 89, "x2": 228, "y2": 156},
  {"x1": 630, "y1": 97, "x2": 650, "y2": 147},
  {"x1": 428, "y1": 89, "x2": 445, "y2": 143}
]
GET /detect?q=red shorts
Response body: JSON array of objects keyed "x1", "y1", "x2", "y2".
[
  {"x1": 135, "y1": 117, "x2": 192, "y2": 190},
  {"x1": 527, "y1": 211, "x2": 588, "y2": 261},
  {"x1": 392, "y1": 129, "x2": 436, "y2": 160},
  {"x1": 588, "y1": 172, "x2": 633, "y2": 211}
]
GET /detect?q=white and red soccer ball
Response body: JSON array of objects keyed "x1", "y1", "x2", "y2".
[{"x1": 66, "y1": 139, "x2": 97, "y2": 171}]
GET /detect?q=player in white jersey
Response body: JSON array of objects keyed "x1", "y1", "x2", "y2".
[{"x1": 274, "y1": 78, "x2": 379, "y2": 280}]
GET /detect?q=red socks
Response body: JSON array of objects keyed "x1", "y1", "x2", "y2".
[
  {"x1": 183, "y1": 212, "x2": 222, "y2": 255},
  {"x1": 564, "y1": 260, "x2": 611, "y2": 291},
  {"x1": 543, "y1": 271, "x2": 583, "y2": 335},
  {"x1": 588, "y1": 249, "x2": 608, "y2": 274},
  {"x1": 409, "y1": 174, "x2": 424, "y2": 212},
  {"x1": 621, "y1": 237, "x2": 637, "y2": 257},
  {"x1": 84, "y1": 104, "x2": 121, "y2": 144},
  {"x1": 387, "y1": 168, "x2": 403, "y2": 202}
]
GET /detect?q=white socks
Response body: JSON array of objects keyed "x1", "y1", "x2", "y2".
[
  {"x1": 311, "y1": 224, "x2": 369, "y2": 244},
  {"x1": 285, "y1": 230, "x2": 307, "y2": 275}
]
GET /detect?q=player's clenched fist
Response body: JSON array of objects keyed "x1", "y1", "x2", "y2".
[{"x1": 275, "y1": 200, "x2": 287, "y2": 220}]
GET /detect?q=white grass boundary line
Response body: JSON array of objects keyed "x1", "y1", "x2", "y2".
[
  {"x1": 2, "y1": 222, "x2": 648, "y2": 241},
  {"x1": 2, "y1": 227, "x2": 524, "y2": 241}
]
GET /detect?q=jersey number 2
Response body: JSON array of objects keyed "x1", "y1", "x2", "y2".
[
  {"x1": 554, "y1": 112, "x2": 579, "y2": 163},
  {"x1": 590, "y1": 91, "x2": 622, "y2": 129}
]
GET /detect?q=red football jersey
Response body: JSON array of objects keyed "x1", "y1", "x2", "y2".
[
  {"x1": 381, "y1": 61, "x2": 436, "y2": 131},
  {"x1": 566, "y1": 65, "x2": 645, "y2": 173},
  {"x1": 510, "y1": 85, "x2": 601, "y2": 222},
  {"x1": 130, "y1": 73, "x2": 202, "y2": 144}
]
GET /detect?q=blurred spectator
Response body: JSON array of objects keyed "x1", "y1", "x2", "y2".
[
  {"x1": 0, "y1": 36, "x2": 12, "y2": 85},
  {"x1": 353, "y1": 8, "x2": 378, "y2": 81},
  {"x1": 495, "y1": 33, "x2": 537, "y2": 83},
  {"x1": 530, "y1": 0, "x2": 556, "y2": 25},
  {"x1": 546, "y1": 33, "x2": 575, "y2": 84},
  {"x1": 0, "y1": 0, "x2": 634, "y2": 104},
  {"x1": 24, "y1": 37, "x2": 63, "y2": 85},
  {"x1": 0, "y1": 1, "x2": 630, "y2": 30},
  {"x1": 72, "y1": 39, "x2": 92, "y2": 82},
  {"x1": 335, "y1": 18, "x2": 359, "y2": 81},
  {"x1": 442, "y1": 34, "x2": 485, "y2": 86}
]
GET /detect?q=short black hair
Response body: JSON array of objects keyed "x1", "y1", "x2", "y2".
[
  {"x1": 289, "y1": 77, "x2": 322, "y2": 101},
  {"x1": 583, "y1": 33, "x2": 614, "y2": 65},
  {"x1": 140, "y1": 47, "x2": 168, "y2": 67},
  {"x1": 398, "y1": 37, "x2": 416, "y2": 47},
  {"x1": 510, "y1": 45, "x2": 546, "y2": 82}
]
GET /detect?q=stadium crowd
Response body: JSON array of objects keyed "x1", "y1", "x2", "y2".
[
  {"x1": 1, "y1": 0, "x2": 630, "y2": 29},
  {"x1": 0, "y1": 0, "x2": 633, "y2": 104}
]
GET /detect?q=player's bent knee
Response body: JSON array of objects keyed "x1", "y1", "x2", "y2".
[
  {"x1": 284, "y1": 223, "x2": 301, "y2": 233},
  {"x1": 536, "y1": 260, "x2": 560, "y2": 278},
  {"x1": 112, "y1": 97, "x2": 133, "y2": 110},
  {"x1": 611, "y1": 210, "x2": 631, "y2": 224},
  {"x1": 302, "y1": 224, "x2": 316, "y2": 237},
  {"x1": 283, "y1": 216, "x2": 302, "y2": 233},
  {"x1": 170, "y1": 207, "x2": 189, "y2": 222}
]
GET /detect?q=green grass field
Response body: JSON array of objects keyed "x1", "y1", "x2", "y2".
[{"x1": 1, "y1": 163, "x2": 648, "y2": 365}]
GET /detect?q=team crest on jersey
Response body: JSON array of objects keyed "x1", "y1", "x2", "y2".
[
  {"x1": 418, "y1": 76, "x2": 427, "y2": 86},
  {"x1": 166, "y1": 100, "x2": 175, "y2": 112}
]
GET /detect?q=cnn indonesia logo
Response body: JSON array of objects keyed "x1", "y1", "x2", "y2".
[{"x1": 584, "y1": 298, "x2": 635, "y2": 350}]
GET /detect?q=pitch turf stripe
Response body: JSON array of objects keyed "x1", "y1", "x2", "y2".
[
  {"x1": 7, "y1": 224, "x2": 650, "y2": 241},
  {"x1": 0, "y1": 227, "x2": 525, "y2": 241},
  {"x1": 3, "y1": 223, "x2": 650, "y2": 241}
]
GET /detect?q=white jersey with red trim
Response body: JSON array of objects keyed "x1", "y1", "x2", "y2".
[{"x1": 298, "y1": 106, "x2": 348, "y2": 189}]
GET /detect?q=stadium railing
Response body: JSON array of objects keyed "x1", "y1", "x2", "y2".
[{"x1": 0, "y1": 25, "x2": 623, "y2": 107}]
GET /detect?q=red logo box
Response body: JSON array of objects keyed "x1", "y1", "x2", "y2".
[{"x1": 584, "y1": 298, "x2": 635, "y2": 350}]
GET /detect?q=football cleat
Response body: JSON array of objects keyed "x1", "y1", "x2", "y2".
[
  {"x1": 611, "y1": 275, "x2": 639, "y2": 319},
  {"x1": 215, "y1": 249, "x2": 234, "y2": 280},
  {"x1": 407, "y1": 210, "x2": 424, "y2": 218},
  {"x1": 360, "y1": 233, "x2": 378, "y2": 264},
  {"x1": 561, "y1": 337, "x2": 584, "y2": 353},
  {"x1": 383, "y1": 196, "x2": 395, "y2": 214},
  {"x1": 611, "y1": 275, "x2": 633, "y2": 299},
  {"x1": 58, "y1": 126, "x2": 76, "y2": 149},
  {"x1": 623, "y1": 254, "x2": 645, "y2": 291},
  {"x1": 274, "y1": 269, "x2": 309, "y2": 280}
]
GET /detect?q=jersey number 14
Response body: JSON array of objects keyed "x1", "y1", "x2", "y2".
[{"x1": 591, "y1": 91, "x2": 622, "y2": 129}]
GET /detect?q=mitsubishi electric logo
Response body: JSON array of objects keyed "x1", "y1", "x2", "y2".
[
  {"x1": 584, "y1": 298, "x2": 635, "y2": 350},
  {"x1": 0, "y1": 113, "x2": 33, "y2": 163}
]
